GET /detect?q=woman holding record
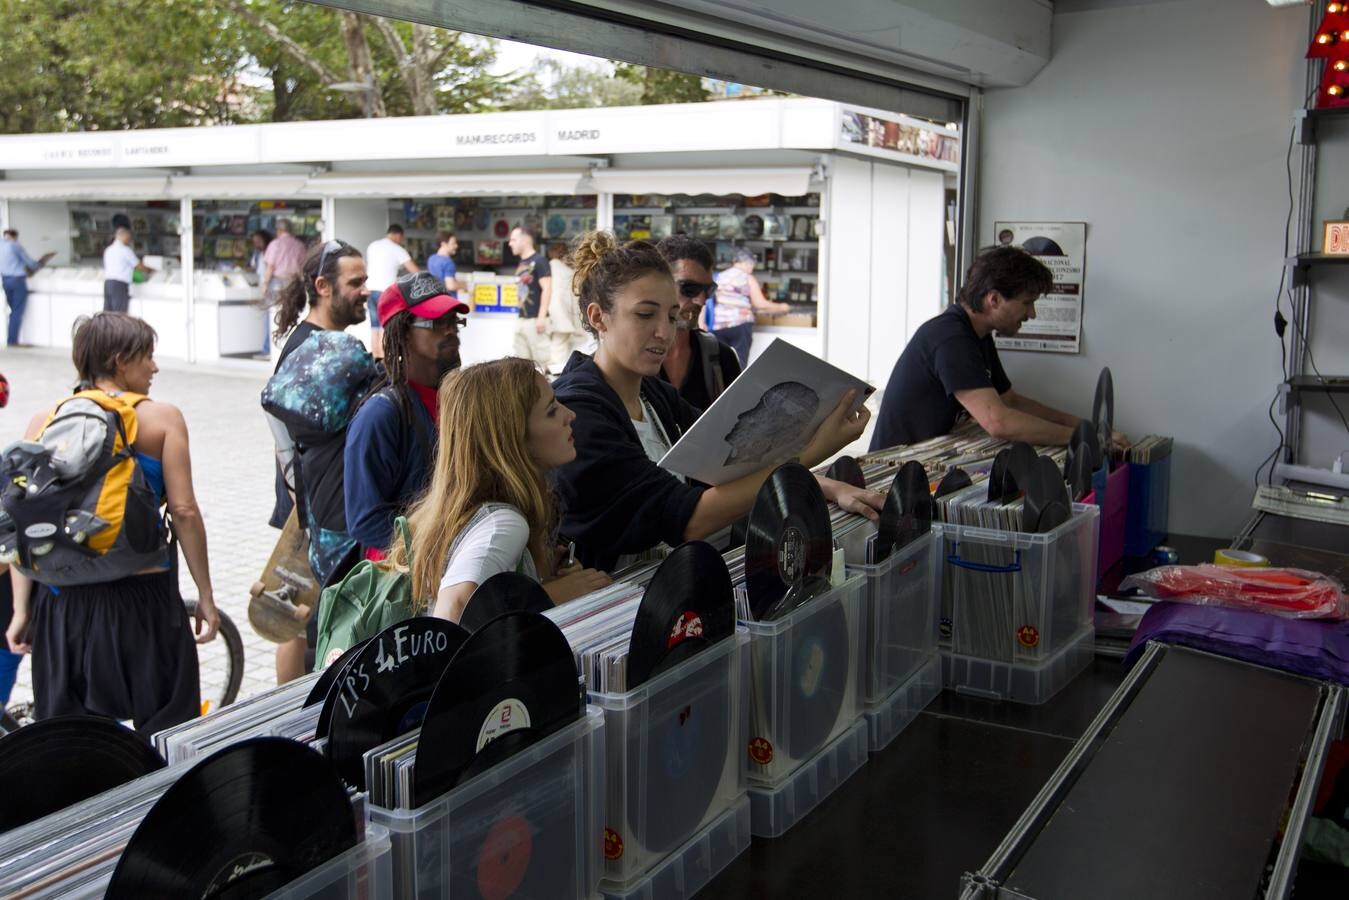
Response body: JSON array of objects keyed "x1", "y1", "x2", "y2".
[
  {"x1": 552, "y1": 232, "x2": 882, "y2": 571},
  {"x1": 387, "y1": 357, "x2": 611, "y2": 624}
]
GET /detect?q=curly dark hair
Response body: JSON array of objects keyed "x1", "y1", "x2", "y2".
[
  {"x1": 569, "y1": 232, "x2": 672, "y2": 337},
  {"x1": 655, "y1": 234, "x2": 714, "y2": 272}
]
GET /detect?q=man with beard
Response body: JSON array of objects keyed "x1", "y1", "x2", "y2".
[
  {"x1": 267, "y1": 239, "x2": 369, "y2": 680},
  {"x1": 870, "y1": 245, "x2": 1127, "y2": 450},
  {"x1": 654, "y1": 234, "x2": 742, "y2": 411},
  {"x1": 344, "y1": 271, "x2": 469, "y2": 560}
]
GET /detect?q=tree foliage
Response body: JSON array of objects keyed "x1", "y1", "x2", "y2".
[
  {"x1": 502, "y1": 59, "x2": 643, "y2": 111},
  {"x1": 613, "y1": 64, "x2": 710, "y2": 105}
]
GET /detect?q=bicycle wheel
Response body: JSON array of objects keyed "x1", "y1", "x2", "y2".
[{"x1": 187, "y1": 601, "x2": 245, "y2": 714}]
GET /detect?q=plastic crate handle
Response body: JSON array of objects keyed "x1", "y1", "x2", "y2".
[{"x1": 946, "y1": 543, "x2": 1023, "y2": 574}]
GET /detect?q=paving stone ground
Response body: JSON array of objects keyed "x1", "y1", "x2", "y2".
[{"x1": 1, "y1": 347, "x2": 282, "y2": 710}]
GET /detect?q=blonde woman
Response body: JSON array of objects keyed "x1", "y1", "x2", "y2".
[{"x1": 386, "y1": 357, "x2": 610, "y2": 623}]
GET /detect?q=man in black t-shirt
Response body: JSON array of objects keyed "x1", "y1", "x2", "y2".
[
  {"x1": 871, "y1": 246, "x2": 1128, "y2": 451},
  {"x1": 509, "y1": 225, "x2": 553, "y2": 365},
  {"x1": 654, "y1": 234, "x2": 742, "y2": 412}
]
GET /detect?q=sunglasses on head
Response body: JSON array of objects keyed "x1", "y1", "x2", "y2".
[
  {"x1": 677, "y1": 280, "x2": 717, "y2": 299},
  {"x1": 313, "y1": 239, "x2": 349, "y2": 291}
]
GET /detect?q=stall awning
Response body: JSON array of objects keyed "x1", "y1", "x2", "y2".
[
  {"x1": 306, "y1": 170, "x2": 588, "y2": 198},
  {"x1": 166, "y1": 175, "x2": 316, "y2": 199},
  {"x1": 586, "y1": 167, "x2": 815, "y2": 197},
  {"x1": 0, "y1": 177, "x2": 170, "y2": 200}
]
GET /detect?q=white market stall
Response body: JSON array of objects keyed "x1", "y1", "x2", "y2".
[{"x1": 0, "y1": 98, "x2": 959, "y2": 384}]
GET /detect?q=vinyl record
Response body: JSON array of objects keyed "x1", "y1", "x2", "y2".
[
  {"x1": 627, "y1": 541, "x2": 736, "y2": 688},
  {"x1": 874, "y1": 460, "x2": 933, "y2": 563},
  {"x1": 1093, "y1": 366, "x2": 1114, "y2": 458},
  {"x1": 988, "y1": 442, "x2": 1037, "y2": 503},
  {"x1": 779, "y1": 598, "x2": 851, "y2": 761},
  {"x1": 413, "y1": 612, "x2": 583, "y2": 806},
  {"x1": 1065, "y1": 450, "x2": 1095, "y2": 502},
  {"x1": 0, "y1": 716, "x2": 165, "y2": 833},
  {"x1": 1024, "y1": 456, "x2": 1072, "y2": 534},
  {"x1": 310, "y1": 639, "x2": 371, "y2": 740},
  {"x1": 934, "y1": 467, "x2": 973, "y2": 499},
  {"x1": 742, "y1": 215, "x2": 764, "y2": 239},
  {"x1": 105, "y1": 738, "x2": 356, "y2": 900},
  {"x1": 745, "y1": 463, "x2": 833, "y2": 622},
  {"x1": 628, "y1": 646, "x2": 732, "y2": 855},
  {"x1": 494, "y1": 218, "x2": 510, "y2": 238},
  {"x1": 460, "y1": 571, "x2": 553, "y2": 633},
  {"x1": 825, "y1": 455, "x2": 866, "y2": 489},
  {"x1": 325, "y1": 618, "x2": 469, "y2": 790},
  {"x1": 1067, "y1": 419, "x2": 1103, "y2": 476}
]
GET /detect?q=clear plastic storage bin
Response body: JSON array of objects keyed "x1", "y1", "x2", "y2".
[
  {"x1": 600, "y1": 796, "x2": 751, "y2": 900},
  {"x1": 742, "y1": 574, "x2": 865, "y2": 788},
  {"x1": 264, "y1": 824, "x2": 393, "y2": 899},
  {"x1": 943, "y1": 625, "x2": 1095, "y2": 705},
  {"x1": 589, "y1": 631, "x2": 748, "y2": 892},
  {"x1": 864, "y1": 650, "x2": 941, "y2": 752},
  {"x1": 748, "y1": 717, "x2": 867, "y2": 838},
  {"x1": 934, "y1": 504, "x2": 1099, "y2": 665},
  {"x1": 845, "y1": 532, "x2": 939, "y2": 708},
  {"x1": 367, "y1": 706, "x2": 605, "y2": 900}
]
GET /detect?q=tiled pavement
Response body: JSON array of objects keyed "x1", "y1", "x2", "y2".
[{"x1": 1, "y1": 348, "x2": 282, "y2": 709}]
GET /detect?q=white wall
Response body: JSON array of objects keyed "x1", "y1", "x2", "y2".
[
  {"x1": 331, "y1": 198, "x2": 391, "y2": 350},
  {"x1": 978, "y1": 0, "x2": 1321, "y2": 537}
]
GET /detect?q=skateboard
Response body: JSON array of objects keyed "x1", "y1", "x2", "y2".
[{"x1": 247, "y1": 509, "x2": 318, "y2": 643}]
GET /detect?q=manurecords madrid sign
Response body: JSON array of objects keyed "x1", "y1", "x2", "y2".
[{"x1": 454, "y1": 130, "x2": 539, "y2": 147}]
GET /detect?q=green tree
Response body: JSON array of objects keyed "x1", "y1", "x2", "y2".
[
  {"x1": 613, "y1": 64, "x2": 709, "y2": 105},
  {"x1": 502, "y1": 59, "x2": 643, "y2": 111}
]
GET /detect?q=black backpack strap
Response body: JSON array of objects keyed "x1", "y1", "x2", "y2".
[{"x1": 696, "y1": 331, "x2": 726, "y2": 402}]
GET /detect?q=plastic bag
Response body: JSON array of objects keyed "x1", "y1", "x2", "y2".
[{"x1": 1120, "y1": 564, "x2": 1348, "y2": 620}]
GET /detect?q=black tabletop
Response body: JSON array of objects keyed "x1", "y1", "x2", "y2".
[{"x1": 696, "y1": 657, "x2": 1127, "y2": 899}]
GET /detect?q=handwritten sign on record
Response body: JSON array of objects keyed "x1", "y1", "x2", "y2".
[
  {"x1": 335, "y1": 622, "x2": 456, "y2": 718},
  {"x1": 1325, "y1": 221, "x2": 1349, "y2": 256}
]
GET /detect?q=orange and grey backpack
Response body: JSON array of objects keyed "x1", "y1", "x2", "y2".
[{"x1": 0, "y1": 390, "x2": 170, "y2": 586}]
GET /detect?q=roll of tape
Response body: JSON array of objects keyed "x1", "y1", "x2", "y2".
[{"x1": 1214, "y1": 548, "x2": 1270, "y2": 567}]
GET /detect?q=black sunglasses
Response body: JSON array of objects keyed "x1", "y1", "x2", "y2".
[{"x1": 677, "y1": 280, "x2": 717, "y2": 299}]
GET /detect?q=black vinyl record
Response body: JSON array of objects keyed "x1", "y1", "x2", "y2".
[
  {"x1": 825, "y1": 455, "x2": 866, "y2": 489},
  {"x1": 874, "y1": 460, "x2": 933, "y2": 563},
  {"x1": 325, "y1": 618, "x2": 469, "y2": 789},
  {"x1": 413, "y1": 612, "x2": 583, "y2": 807},
  {"x1": 0, "y1": 716, "x2": 164, "y2": 833},
  {"x1": 105, "y1": 737, "x2": 356, "y2": 900},
  {"x1": 994, "y1": 442, "x2": 1037, "y2": 502},
  {"x1": 1067, "y1": 419, "x2": 1103, "y2": 476},
  {"x1": 309, "y1": 639, "x2": 371, "y2": 740},
  {"x1": 934, "y1": 467, "x2": 973, "y2": 499},
  {"x1": 1093, "y1": 366, "x2": 1114, "y2": 457},
  {"x1": 1065, "y1": 445, "x2": 1095, "y2": 502},
  {"x1": 745, "y1": 463, "x2": 833, "y2": 622},
  {"x1": 1025, "y1": 455, "x2": 1072, "y2": 534},
  {"x1": 627, "y1": 541, "x2": 736, "y2": 688},
  {"x1": 461, "y1": 571, "x2": 554, "y2": 633}
]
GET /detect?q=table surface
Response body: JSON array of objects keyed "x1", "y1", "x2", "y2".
[{"x1": 696, "y1": 657, "x2": 1127, "y2": 899}]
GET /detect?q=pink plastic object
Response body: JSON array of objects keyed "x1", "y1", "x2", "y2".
[
  {"x1": 1121, "y1": 564, "x2": 1348, "y2": 620},
  {"x1": 1097, "y1": 464, "x2": 1129, "y2": 575}
]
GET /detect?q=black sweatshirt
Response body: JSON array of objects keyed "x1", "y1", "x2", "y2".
[{"x1": 552, "y1": 352, "x2": 705, "y2": 571}]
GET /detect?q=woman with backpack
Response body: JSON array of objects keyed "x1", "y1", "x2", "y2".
[
  {"x1": 385, "y1": 357, "x2": 611, "y2": 624},
  {"x1": 5, "y1": 313, "x2": 219, "y2": 735}
]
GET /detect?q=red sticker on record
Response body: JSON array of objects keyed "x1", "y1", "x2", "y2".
[
  {"x1": 898, "y1": 560, "x2": 919, "y2": 577},
  {"x1": 667, "y1": 611, "x2": 704, "y2": 649},
  {"x1": 748, "y1": 737, "x2": 774, "y2": 766},
  {"x1": 1017, "y1": 626, "x2": 1040, "y2": 648},
  {"x1": 604, "y1": 827, "x2": 624, "y2": 860},
  {"x1": 477, "y1": 815, "x2": 532, "y2": 900}
]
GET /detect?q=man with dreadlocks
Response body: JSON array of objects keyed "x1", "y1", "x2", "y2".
[{"x1": 344, "y1": 271, "x2": 469, "y2": 560}]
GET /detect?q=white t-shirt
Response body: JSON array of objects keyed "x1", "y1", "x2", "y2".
[
  {"x1": 103, "y1": 242, "x2": 139, "y2": 284},
  {"x1": 439, "y1": 504, "x2": 541, "y2": 595},
  {"x1": 631, "y1": 397, "x2": 674, "y2": 465},
  {"x1": 365, "y1": 237, "x2": 412, "y2": 292}
]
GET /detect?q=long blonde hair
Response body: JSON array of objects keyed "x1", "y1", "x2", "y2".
[{"x1": 384, "y1": 357, "x2": 555, "y2": 612}]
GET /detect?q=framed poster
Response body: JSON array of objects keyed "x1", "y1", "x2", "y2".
[{"x1": 992, "y1": 221, "x2": 1086, "y2": 354}]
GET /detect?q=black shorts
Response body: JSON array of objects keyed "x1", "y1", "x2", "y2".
[{"x1": 31, "y1": 571, "x2": 200, "y2": 736}]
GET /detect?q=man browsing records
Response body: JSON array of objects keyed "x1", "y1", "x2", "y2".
[{"x1": 870, "y1": 246, "x2": 1129, "y2": 451}]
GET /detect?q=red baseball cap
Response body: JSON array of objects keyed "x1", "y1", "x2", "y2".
[{"x1": 377, "y1": 271, "x2": 469, "y2": 327}]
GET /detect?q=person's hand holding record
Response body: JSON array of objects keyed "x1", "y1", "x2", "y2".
[
  {"x1": 460, "y1": 571, "x2": 553, "y2": 633},
  {"x1": 874, "y1": 460, "x2": 934, "y2": 563},
  {"x1": 413, "y1": 612, "x2": 583, "y2": 807},
  {"x1": 325, "y1": 618, "x2": 469, "y2": 789},
  {"x1": 105, "y1": 738, "x2": 356, "y2": 900},
  {"x1": 0, "y1": 716, "x2": 165, "y2": 833},
  {"x1": 745, "y1": 463, "x2": 833, "y2": 622}
]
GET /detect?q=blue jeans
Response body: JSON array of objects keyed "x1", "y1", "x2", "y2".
[
  {"x1": 0, "y1": 648, "x2": 18, "y2": 707},
  {"x1": 714, "y1": 322, "x2": 754, "y2": 367},
  {"x1": 367, "y1": 288, "x2": 383, "y2": 330},
  {"x1": 3, "y1": 275, "x2": 28, "y2": 346}
]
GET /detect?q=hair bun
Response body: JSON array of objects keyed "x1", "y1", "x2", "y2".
[{"x1": 569, "y1": 230, "x2": 620, "y2": 288}]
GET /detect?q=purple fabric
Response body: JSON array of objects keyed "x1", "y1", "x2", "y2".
[{"x1": 1125, "y1": 601, "x2": 1349, "y2": 685}]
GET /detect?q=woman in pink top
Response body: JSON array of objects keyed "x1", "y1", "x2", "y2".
[{"x1": 710, "y1": 249, "x2": 790, "y2": 365}]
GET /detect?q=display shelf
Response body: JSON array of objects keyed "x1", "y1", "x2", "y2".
[
  {"x1": 1285, "y1": 374, "x2": 1349, "y2": 392},
  {"x1": 1286, "y1": 252, "x2": 1349, "y2": 287},
  {"x1": 1296, "y1": 106, "x2": 1349, "y2": 144}
]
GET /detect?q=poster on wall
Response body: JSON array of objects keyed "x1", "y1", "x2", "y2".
[{"x1": 991, "y1": 221, "x2": 1086, "y2": 354}]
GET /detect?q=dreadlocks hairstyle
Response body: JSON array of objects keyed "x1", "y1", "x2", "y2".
[{"x1": 272, "y1": 240, "x2": 362, "y2": 340}]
